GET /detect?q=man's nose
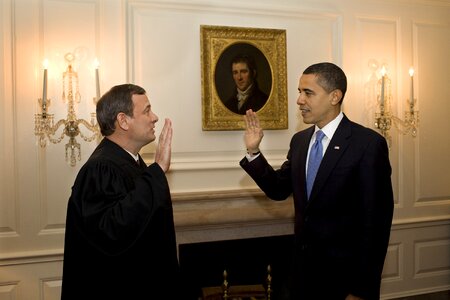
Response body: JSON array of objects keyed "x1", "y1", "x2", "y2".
[{"x1": 297, "y1": 93, "x2": 305, "y2": 105}]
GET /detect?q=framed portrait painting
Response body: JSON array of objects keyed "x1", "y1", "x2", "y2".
[{"x1": 201, "y1": 25, "x2": 288, "y2": 130}]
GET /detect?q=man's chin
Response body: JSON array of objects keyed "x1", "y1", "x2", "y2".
[
  {"x1": 300, "y1": 113, "x2": 312, "y2": 124},
  {"x1": 144, "y1": 135, "x2": 156, "y2": 145}
]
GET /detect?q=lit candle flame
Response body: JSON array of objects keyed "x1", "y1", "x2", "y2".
[{"x1": 94, "y1": 58, "x2": 100, "y2": 69}]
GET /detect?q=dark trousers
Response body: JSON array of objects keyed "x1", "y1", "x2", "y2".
[{"x1": 288, "y1": 246, "x2": 351, "y2": 300}]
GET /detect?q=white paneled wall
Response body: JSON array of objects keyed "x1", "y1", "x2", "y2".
[{"x1": 0, "y1": 0, "x2": 449, "y2": 299}]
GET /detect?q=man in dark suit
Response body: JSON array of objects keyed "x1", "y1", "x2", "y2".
[
  {"x1": 240, "y1": 62, "x2": 394, "y2": 299},
  {"x1": 223, "y1": 54, "x2": 269, "y2": 114}
]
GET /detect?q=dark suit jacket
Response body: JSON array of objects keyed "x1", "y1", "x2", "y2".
[
  {"x1": 224, "y1": 84, "x2": 268, "y2": 115},
  {"x1": 240, "y1": 115, "x2": 393, "y2": 299}
]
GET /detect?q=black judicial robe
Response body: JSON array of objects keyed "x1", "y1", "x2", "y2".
[{"x1": 61, "y1": 138, "x2": 180, "y2": 300}]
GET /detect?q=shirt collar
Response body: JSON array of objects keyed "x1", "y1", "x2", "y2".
[
  {"x1": 313, "y1": 111, "x2": 344, "y2": 140},
  {"x1": 124, "y1": 149, "x2": 139, "y2": 162},
  {"x1": 237, "y1": 84, "x2": 253, "y2": 98}
]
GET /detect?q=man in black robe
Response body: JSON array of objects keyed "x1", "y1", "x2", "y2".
[{"x1": 61, "y1": 84, "x2": 180, "y2": 299}]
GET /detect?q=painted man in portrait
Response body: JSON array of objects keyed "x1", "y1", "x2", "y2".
[{"x1": 223, "y1": 54, "x2": 269, "y2": 115}]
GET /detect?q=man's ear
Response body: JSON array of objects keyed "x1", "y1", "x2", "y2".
[
  {"x1": 331, "y1": 89, "x2": 343, "y2": 105},
  {"x1": 116, "y1": 112, "x2": 129, "y2": 130}
]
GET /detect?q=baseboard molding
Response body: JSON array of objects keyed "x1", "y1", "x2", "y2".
[{"x1": 382, "y1": 286, "x2": 450, "y2": 299}]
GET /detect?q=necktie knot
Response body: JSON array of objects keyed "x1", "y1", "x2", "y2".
[
  {"x1": 315, "y1": 130, "x2": 325, "y2": 143},
  {"x1": 306, "y1": 130, "x2": 325, "y2": 200}
]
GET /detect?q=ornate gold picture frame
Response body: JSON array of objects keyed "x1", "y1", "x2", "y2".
[{"x1": 201, "y1": 25, "x2": 288, "y2": 130}]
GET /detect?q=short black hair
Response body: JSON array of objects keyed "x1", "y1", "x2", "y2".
[{"x1": 303, "y1": 62, "x2": 347, "y2": 102}]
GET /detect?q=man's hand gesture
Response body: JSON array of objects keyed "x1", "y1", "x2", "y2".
[
  {"x1": 244, "y1": 109, "x2": 264, "y2": 153},
  {"x1": 155, "y1": 118, "x2": 173, "y2": 173}
]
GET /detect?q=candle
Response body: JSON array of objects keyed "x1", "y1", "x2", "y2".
[
  {"x1": 42, "y1": 59, "x2": 48, "y2": 107},
  {"x1": 380, "y1": 66, "x2": 386, "y2": 107},
  {"x1": 409, "y1": 67, "x2": 414, "y2": 106},
  {"x1": 94, "y1": 58, "x2": 100, "y2": 100}
]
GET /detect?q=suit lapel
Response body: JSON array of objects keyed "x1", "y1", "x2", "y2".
[
  {"x1": 291, "y1": 127, "x2": 314, "y2": 209},
  {"x1": 308, "y1": 115, "x2": 352, "y2": 202},
  {"x1": 296, "y1": 127, "x2": 314, "y2": 172}
]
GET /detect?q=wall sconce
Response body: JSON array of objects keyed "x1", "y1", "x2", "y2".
[
  {"x1": 374, "y1": 65, "x2": 419, "y2": 145},
  {"x1": 34, "y1": 52, "x2": 101, "y2": 166}
]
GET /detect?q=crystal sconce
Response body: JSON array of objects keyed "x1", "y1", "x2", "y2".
[
  {"x1": 374, "y1": 65, "x2": 419, "y2": 146},
  {"x1": 34, "y1": 52, "x2": 101, "y2": 166}
]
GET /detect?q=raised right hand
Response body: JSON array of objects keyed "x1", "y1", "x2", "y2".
[
  {"x1": 243, "y1": 109, "x2": 264, "y2": 153},
  {"x1": 154, "y1": 118, "x2": 173, "y2": 173}
]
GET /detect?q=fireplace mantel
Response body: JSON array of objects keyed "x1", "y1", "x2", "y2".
[{"x1": 172, "y1": 188, "x2": 295, "y2": 245}]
